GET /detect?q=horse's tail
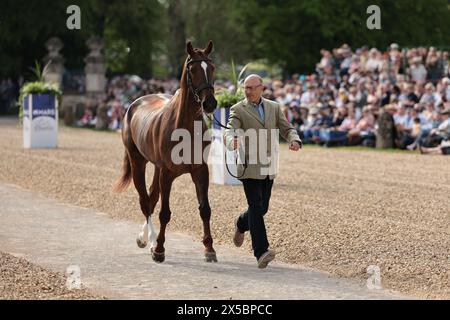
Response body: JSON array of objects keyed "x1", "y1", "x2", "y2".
[
  {"x1": 113, "y1": 150, "x2": 132, "y2": 193},
  {"x1": 113, "y1": 103, "x2": 137, "y2": 193}
]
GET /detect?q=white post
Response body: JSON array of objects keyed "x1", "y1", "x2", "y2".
[
  {"x1": 210, "y1": 107, "x2": 241, "y2": 185},
  {"x1": 23, "y1": 94, "x2": 58, "y2": 149}
]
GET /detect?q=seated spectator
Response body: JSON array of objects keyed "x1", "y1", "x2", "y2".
[
  {"x1": 319, "y1": 106, "x2": 353, "y2": 146},
  {"x1": 290, "y1": 106, "x2": 304, "y2": 138},
  {"x1": 338, "y1": 107, "x2": 357, "y2": 132},
  {"x1": 332, "y1": 105, "x2": 348, "y2": 127},
  {"x1": 300, "y1": 83, "x2": 318, "y2": 106},
  {"x1": 302, "y1": 107, "x2": 321, "y2": 143},
  {"x1": 405, "y1": 118, "x2": 422, "y2": 150},
  {"x1": 435, "y1": 107, "x2": 450, "y2": 135},
  {"x1": 409, "y1": 56, "x2": 427, "y2": 84},
  {"x1": 395, "y1": 104, "x2": 418, "y2": 148},
  {"x1": 366, "y1": 48, "x2": 383, "y2": 73},
  {"x1": 108, "y1": 100, "x2": 124, "y2": 130},
  {"x1": 421, "y1": 107, "x2": 450, "y2": 147},
  {"x1": 77, "y1": 107, "x2": 95, "y2": 128},
  {"x1": 419, "y1": 138, "x2": 450, "y2": 155},
  {"x1": 348, "y1": 106, "x2": 375, "y2": 146},
  {"x1": 426, "y1": 47, "x2": 442, "y2": 83},
  {"x1": 419, "y1": 82, "x2": 440, "y2": 108}
]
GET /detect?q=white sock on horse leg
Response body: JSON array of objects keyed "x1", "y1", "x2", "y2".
[
  {"x1": 139, "y1": 222, "x2": 148, "y2": 245},
  {"x1": 148, "y1": 216, "x2": 157, "y2": 249}
]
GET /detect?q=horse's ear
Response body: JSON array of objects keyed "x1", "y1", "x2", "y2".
[
  {"x1": 204, "y1": 40, "x2": 214, "y2": 56},
  {"x1": 186, "y1": 41, "x2": 195, "y2": 56}
]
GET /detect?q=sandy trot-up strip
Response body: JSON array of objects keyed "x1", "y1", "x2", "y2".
[
  {"x1": 0, "y1": 251, "x2": 104, "y2": 300},
  {"x1": 0, "y1": 117, "x2": 449, "y2": 299},
  {"x1": 0, "y1": 183, "x2": 405, "y2": 299}
]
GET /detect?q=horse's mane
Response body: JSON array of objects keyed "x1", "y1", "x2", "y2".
[{"x1": 173, "y1": 52, "x2": 207, "y2": 128}]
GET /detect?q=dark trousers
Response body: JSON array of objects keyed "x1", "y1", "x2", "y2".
[{"x1": 237, "y1": 176, "x2": 274, "y2": 260}]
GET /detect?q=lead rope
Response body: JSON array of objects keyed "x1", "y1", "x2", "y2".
[{"x1": 204, "y1": 112, "x2": 247, "y2": 179}]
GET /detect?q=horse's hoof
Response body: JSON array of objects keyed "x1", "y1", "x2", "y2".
[
  {"x1": 151, "y1": 248, "x2": 165, "y2": 263},
  {"x1": 205, "y1": 252, "x2": 218, "y2": 263},
  {"x1": 136, "y1": 237, "x2": 147, "y2": 249}
]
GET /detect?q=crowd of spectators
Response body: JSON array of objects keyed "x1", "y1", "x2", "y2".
[
  {"x1": 260, "y1": 43, "x2": 450, "y2": 154},
  {"x1": 4, "y1": 43, "x2": 449, "y2": 154},
  {"x1": 76, "y1": 76, "x2": 180, "y2": 130},
  {"x1": 76, "y1": 44, "x2": 450, "y2": 155}
]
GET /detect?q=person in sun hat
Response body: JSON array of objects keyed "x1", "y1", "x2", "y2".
[{"x1": 419, "y1": 107, "x2": 450, "y2": 155}]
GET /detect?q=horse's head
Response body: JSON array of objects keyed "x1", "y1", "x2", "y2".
[{"x1": 185, "y1": 40, "x2": 217, "y2": 114}]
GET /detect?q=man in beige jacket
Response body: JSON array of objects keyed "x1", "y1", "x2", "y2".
[{"x1": 223, "y1": 74, "x2": 302, "y2": 268}]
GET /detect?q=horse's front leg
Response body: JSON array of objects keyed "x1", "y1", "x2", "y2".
[
  {"x1": 191, "y1": 164, "x2": 217, "y2": 262},
  {"x1": 152, "y1": 168, "x2": 175, "y2": 263}
]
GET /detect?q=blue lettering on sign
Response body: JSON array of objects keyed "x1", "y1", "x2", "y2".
[{"x1": 31, "y1": 94, "x2": 56, "y2": 119}]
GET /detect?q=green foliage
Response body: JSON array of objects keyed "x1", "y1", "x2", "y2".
[
  {"x1": 233, "y1": 0, "x2": 450, "y2": 73},
  {"x1": 17, "y1": 61, "x2": 62, "y2": 120},
  {"x1": 20, "y1": 82, "x2": 62, "y2": 98},
  {"x1": 0, "y1": 0, "x2": 166, "y2": 78},
  {"x1": 104, "y1": 32, "x2": 129, "y2": 73},
  {"x1": 182, "y1": 0, "x2": 250, "y2": 66},
  {"x1": 231, "y1": 59, "x2": 238, "y2": 89},
  {"x1": 237, "y1": 59, "x2": 283, "y2": 82},
  {"x1": 215, "y1": 58, "x2": 245, "y2": 108},
  {"x1": 215, "y1": 88, "x2": 244, "y2": 109},
  {"x1": 29, "y1": 61, "x2": 49, "y2": 83},
  {"x1": 1, "y1": 0, "x2": 449, "y2": 78}
]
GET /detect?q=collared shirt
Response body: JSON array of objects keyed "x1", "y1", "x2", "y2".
[{"x1": 251, "y1": 99, "x2": 265, "y2": 122}]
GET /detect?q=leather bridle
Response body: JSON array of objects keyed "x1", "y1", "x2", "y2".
[
  {"x1": 186, "y1": 58, "x2": 215, "y2": 103},
  {"x1": 187, "y1": 57, "x2": 248, "y2": 179}
]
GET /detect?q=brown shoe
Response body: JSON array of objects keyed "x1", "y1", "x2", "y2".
[
  {"x1": 233, "y1": 217, "x2": 244, "y2": 247},
  {"x1": 257, "y1": 250, "x2": 276, "y2": 269}
]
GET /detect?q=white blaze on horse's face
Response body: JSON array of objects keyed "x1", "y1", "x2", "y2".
[{"x1": 201, "y1": 61, "x2": 209, "y2": 83}]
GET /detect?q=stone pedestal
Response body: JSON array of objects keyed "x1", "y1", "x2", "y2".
[
  {"x1": 95, "y1": 102, "x2": 109, "y2": 130},
  {"x1": 61, "y1": 94, "x2": 86, "y2": 126},
  {"x1": 376, "y1": 110, "x2": 397, "y2": 148},
  {"x1": 43, "y1": 37, "x2": 65, "y2": 89},
  {"x1": 84, "y1": 37, "x2": 106, "y2": 96}
]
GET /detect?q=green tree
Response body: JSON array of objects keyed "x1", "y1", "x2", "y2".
[
  {"x1": 0, "y1": 0, "x2": 166, "y2": 78},
  {"x1": 233, "y1": 0, "x2": 450, "y2": 74}
]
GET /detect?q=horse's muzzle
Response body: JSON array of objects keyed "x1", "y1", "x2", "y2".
[{"x1": 202, "y1": 95, "x2": 217, "y2": 113}]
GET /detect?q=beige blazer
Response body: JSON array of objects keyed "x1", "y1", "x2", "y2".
[{"x1": 223, "y1": 98, "x2": 301, "y2": 180}]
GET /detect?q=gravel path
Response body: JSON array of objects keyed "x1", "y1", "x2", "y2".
[
  {"x1": 0, "y1": 183, "x2": 403, "y2": 299},
  {"x1": 0, "y1": 117, "x2": 448, "y2": 299},
  {"x1": 0, "y1": 251, "x2": 103, "y2": 300}
]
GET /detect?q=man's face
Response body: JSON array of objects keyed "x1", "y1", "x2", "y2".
[{"x1": 244, "y1": 77, "x2": 264, "y2": 103}]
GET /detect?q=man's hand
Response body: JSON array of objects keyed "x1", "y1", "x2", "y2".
[
  {"x1": 289, "y1": 140, "x2": 302, "y2": 151},
  {"x1": 233, "y1": 137, "x2": 240, "y2": 150}
]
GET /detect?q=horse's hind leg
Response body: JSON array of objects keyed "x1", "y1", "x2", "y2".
[
  {"x1": 136, "y1": 167, "x2": 160, "y2": 250},
  {"x1": 191, "y1": 165, "x2": 217, "y2": 262},
  {"x1": 129, "y1": 153, "x2": 152, "y2": 249},
  {"x1": 145, "y1": 168, "x2": 160, "y2": 250},
  {"x1": 152, "y1": 168, "x2": 175, "y2": 263}
]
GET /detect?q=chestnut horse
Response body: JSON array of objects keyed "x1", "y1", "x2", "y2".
[{"x1": 113, "y1": 41, "x2": 217, "y2": 263}]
